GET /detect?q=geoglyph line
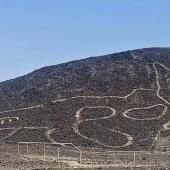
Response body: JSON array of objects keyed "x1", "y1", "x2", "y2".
[
  {"x1": 0, "y1": 62, "x2": 168, "y2": 115},
  {"x1": 0, "y1": 125, "x2": 49, "y2": 141},
  {"x1": 163, "y1": 121, "x2": 170, "y2": 130},
  {"x1": 97, "y1": 124, "x2": 133, "y2": 147},
  {"x1": 0, "y1": 88, "x2": 151, "y2": 114},
  {"x1": 0, "y1": 104, "x2": 44, "y2": 114},
  {"x1": 122, "y1": 104, "x2": 168, "y2": 120},
  {"x1": 153, "y1": 62, "x2": 170, "y2": 105},
  {"x1": 45, "y1": 128, "x2": 81, "y2": 149},
  {"x1": 0, "y1": 127, "x2": 16, "y2": 131},
  {"x1": 0, "y1": 127, "x2": 23, "y2": 141},
  {"x1": 0, "y1": 62, "x2": 169, "y2": 148},
  {"x1": 45, "y1": 128, "x2": 61, "y2": 144},
  {"x1": 23, "y1": 126, "x2": 48, "y2": 129},
  {"x1": 75, "y1": 106, "x2": 116, "y2": 121},
  {"x1": 73, "y1": 121, "x2": 133, "y2": 149},
  {"x1": 0, "y1": 116, "x2": 20, "y2": 125},
  {"x1": 73, "y1": 106, "x2": 133, "y2": 148},
  {"x1": 52, "y1": 88, "x2": 152, "y2": 103},
  {"x1": 71, "y1": 62, "x2": 170, "y2": 148},
  {"x1": 0, "y1": 116, "x2": 19, "y2": 121}
]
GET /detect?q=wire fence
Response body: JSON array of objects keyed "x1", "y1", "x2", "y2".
[
  {"x1": 18, "y1": 142, "x2": 170, "y2": 168},
  {"x1": 155, "y1": 130, "x2": 170, "y2": 152}
]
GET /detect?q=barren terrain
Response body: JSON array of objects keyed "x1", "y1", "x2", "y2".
[{"x1": 0, "y1": 48, "x2": 169, "y2": 169}]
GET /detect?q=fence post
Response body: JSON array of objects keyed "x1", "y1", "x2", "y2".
[
  {"x1": 79, "y1": 151, "x2": 82, "y2": 164},
  {"x1": 113, "y1": 152, "x2": 115, "y2": 164},
  {"x1": 93, "y1": 154, "x2": 95, "y2": 165},
  {"x1": 18, "y1": 143, "x2": 20, "y2": 155},
  {"x1": 134, "y1": 151, "x2": 136, "y2": 166},
  {"x1": 92, "y1": 154, "x2": 95, "y2": 168},
  {"x1": 57, "y1": 148, "x2": 60, "y2": 164},
  {"x1": 158, "y1": 131, "x2": 161, "y2": 141},
  {"x1": 43, "y1": 143, "x2": 46, "y2": 160},
  {"x1": 26, "y1": 143, "x2": 29, "y2": 155}
]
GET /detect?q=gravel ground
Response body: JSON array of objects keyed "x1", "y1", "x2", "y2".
[{"x1": 0, "y1": 144, "x2": 168, "y2": 170}]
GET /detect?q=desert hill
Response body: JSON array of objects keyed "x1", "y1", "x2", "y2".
[{"x1": 0, "y1": 47, "x2": 169, "y2": 151}]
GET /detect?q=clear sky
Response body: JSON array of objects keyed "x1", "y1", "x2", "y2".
[{"x1": 0, "y1": 0, "x2": 170, "y2": 82}]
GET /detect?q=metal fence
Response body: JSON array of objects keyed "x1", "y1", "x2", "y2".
[
  {"x1": 155, "y1": 130, "x2": 170, "y2": 152},
  {"x1": 18, "y1": 142, "x2": 170, "y2": 168},
  {"x1": 82, "y1": 151, "x2": 169, "y2": 167}
]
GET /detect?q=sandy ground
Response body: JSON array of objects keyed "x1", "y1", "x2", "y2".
[
  {"x1": 0, "y1": 144, "x2": 66, "y2": 169},
  {"x1": 0, "y1": 144, "x2": 169, "y2": 170}
]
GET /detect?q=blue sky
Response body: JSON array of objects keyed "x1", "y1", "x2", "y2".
[{"x1": 0, "y1": 0, "x2": 170, "y2": 82}]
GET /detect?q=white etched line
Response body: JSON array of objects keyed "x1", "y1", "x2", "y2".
[
  {"x1": 75, "y1": 106, "x2": 116, "y2": 121},
  {"x1": 73, "y1": 106, "x2": 133, "y2": 148},
  {"x1": 0, "y1": 116, "x2": 19, "y2": 121},
  {"x1": 163, "y1": 121, "x2": 170, "y2": 130},
  {"x1": 122, "y1": 104, "x2": 168, "y2": 120},
  {"x1": 153, "y1": 62, "x2": 170, "y2": 105},
  {"x1": 52, "y1": 88, "x2": 152, "y2": 103},
  {"x1": 0, "y1": 104, "x2": 44, "y2": 114}
]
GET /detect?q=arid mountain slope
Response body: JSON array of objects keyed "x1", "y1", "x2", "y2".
[{"x1": 0, "y1": 47, "x2": 169, "y2": 151}]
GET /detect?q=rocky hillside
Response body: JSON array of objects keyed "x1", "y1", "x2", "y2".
[{"x1": 0, "y1": 47, "x2": 169, "y2": 151}]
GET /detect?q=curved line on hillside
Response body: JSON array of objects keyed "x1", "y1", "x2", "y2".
[
  {"x1": 163, "y1": 121, "x2": 170, "y2": 130},
  {"x1": 73, "y1": 106, "x2": 133, "y2": 148},
  {"x1": 0, "y1": 62, "x2": 169, "y2": 115},
  {"x1": 122, "y1": 104, "x2": 168, "y2": 120},
  {"x1": 0, "y1": 126, "x2": 48, "y2": 142},
  {"x1": 0, "y1": 89, "x2": 152, "y2": 114},
  {"x1": 0, "y1": 127, "x2": 16, "y2": 131},
  {"x1": 52, "y1": 88, "x2": 152, "y2": 103},
  {"x1": 73, "y1": 122, "x2": 133, "y2": 149},
  {"x1": 0, "y1": 127, "x2": 22, "y2": 141},
  {"x1": 45, "y1": 128, "x2": 66, "y2": 145},
  {"x1": 75, "y1": 106, "x2": 116, "y2": 121},
  {"x1": 153, "y1": 62, "x2": 170, "y2": 105},
  {"x1": 96, "y1": 124, "x2": 133, "y2": 147},
  {"x1": 0, "y1": 104, "x2": 44, "y2": 114},
  {"x1": 0, "y1": 62, "x2": 169, "y2": 149},
  {"x1": 0, "y1": 116, "x2": 19, "y2": 121}
]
